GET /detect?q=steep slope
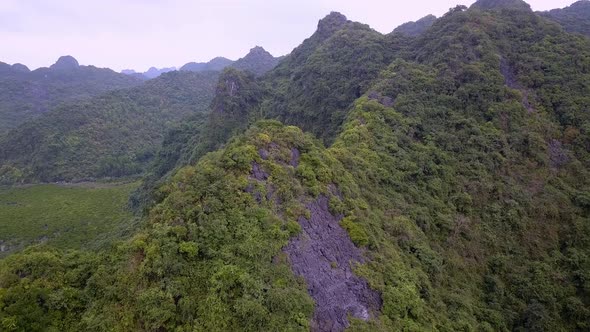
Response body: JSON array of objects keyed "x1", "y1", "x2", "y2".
[
  {"x1": 392, "y1": 15, "x2": 437, "y2": 36},
  {"x1": 261, "y1": 12, "x2": 403, "y2": 142},
  {"x1": 0, "y1": 71, "x2": 219, "y2": 183},
  {"x1": 0, "y1": 56, "x2": 142, "y2": 134},
  {"x1": 131, "y1": 68, "x2": 263, "y2": 209},
  {"x1": 540, "y1": 0, "x2": 590, "y2": 37},
  {"x1": 133, "y1": 5, "x2": 590, "y2": 330},
  {"x1": 323, "y1": 4, "x2": 590, "y2": 330}
]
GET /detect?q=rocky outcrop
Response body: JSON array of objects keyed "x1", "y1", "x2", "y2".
[
  {"x1": 247, "y1": 144, "x2": 381, "y2": 331},
  {"x1": 284, "y1": 196, "x2": 380, "y2": 332}
]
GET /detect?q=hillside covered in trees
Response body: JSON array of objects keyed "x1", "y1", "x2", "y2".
[
  {"x1": 540, "y1": 0, "x2": 590, "y2": 37},
  {"x1": 0, "y1": 71, "x2": 219, "y2": 183},
  {"x1": 1, "y1": 0, "x2": 590, "y2": 331},
  {"x1": 0, "y1": 56, "x2": 142, "y2": 134}
]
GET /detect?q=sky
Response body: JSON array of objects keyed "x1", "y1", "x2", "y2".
[{"x1": 0, "y1": 0, "x2": 578, "y2": 72}]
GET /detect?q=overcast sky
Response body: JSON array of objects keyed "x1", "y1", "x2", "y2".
[{"x1": 0, "y1": 0, "x2": 578, "y2": 72}]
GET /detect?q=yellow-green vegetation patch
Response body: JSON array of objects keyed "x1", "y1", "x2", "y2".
[{"x1": 0, "y1": 182, "x2": 138, "y2": 255}]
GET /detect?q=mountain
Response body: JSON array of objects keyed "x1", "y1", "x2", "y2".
[
  {"x1": 122, "y1": 67, "x2": 177, "y2": 79},
  {"x1": 261, "y1": 11, "x2": 403, "y2": 141},
  {"x1": 180, "y1": 56, "x2": 233, "y2": 72},
  {"x1": 392, "y1": 14, "x2": 437, "y2": 36},
  {"x1": 0, "y1": 71, "x2": 219, "y2": 183},
  {"x1": 470, "y1": 0, "x2": 532, "y2": 11},
  {"x1": 2, "y1": 2, "x2": 590, "y2": 331},
  {"x1": 540, "y1": 0, "x2": 590, "y2": 37},
  {"x1": 50, "y1": 55, "x2": 80, "y2": 70},
  {"x1": 181, "y1": 47, "x2": 280, "y2": 77},
  {"x1": 143, "y1": 66, "x2": 176, "y2": 79},
  {"x1": 232, "y1": 46, "x2": 280, "y2": 76},
  {"x1": 132, "y1": 6, "x2": 590, "y2": 330},
  {"x1": 0, "y1": 56, "x2": 142, "y2": 135}
]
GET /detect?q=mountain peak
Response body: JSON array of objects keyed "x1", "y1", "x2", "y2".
[
  {"x1": 50, "y1": 55, "x2": 80, "y2": 70},
  {"x1": 232, "y1": 46, "x2": 279, "y2": 76},
  {"x1": 11, "y1": 63, "x2": 30, "y2": 72},
  {"x1": 245, "y1": 46, "x2": 272, "y2": 58},
  {"x1": 470, "y1": 0, "x2": 532, "y2": 11},
  {"x1": 317, "y1": 12, "x2": 349, "y2": 36},
  {"x1": 393, "y1": 14, "x2": 437, "y2": 36}
]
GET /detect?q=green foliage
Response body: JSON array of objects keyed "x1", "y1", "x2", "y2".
[
  {"x1": 3, "y1": 4, "x2": 590, "y2": 331},
  {"x1": 340, "y1": 216, "x2": 369, "y2": 247},
  {"x1": 540, "y1": 1, "x2": 590, "y2": 37},
  {"x1": 392, "y1": 15, "x2": 437, "y2": 37},
  {"x1": 0, "y1": 62, "x2": 141, "y2": 135},
  {"x1": 0, "y1": 71, "x2": 219, "y2": 182},
  {"x1": 262, "y1": 12, "x2": 403, "y2": 142},
  {"x1": 0, "y1": 182, "x2": 138, "y2": 256}
]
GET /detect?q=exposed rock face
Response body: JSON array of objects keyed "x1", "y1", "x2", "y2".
[
  {"x1": 284, "y1": 196, "x2": 381, "y2": 332},
  {"x1": 50, "y1": 55, "x2": 80, "y2": 70},
  {"x1": 248, "y1": 145, "x2": 380, "y2": 331},
  {"x1": 548, "y1": 139, "x2": 569, "y2": 168}
]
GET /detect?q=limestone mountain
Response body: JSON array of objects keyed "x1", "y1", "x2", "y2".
[
  {"x1": 392, "y1": 14, "x2": 437, "y2": 36},
  {"x1": 180, "y1": 56, "x2": 233, "y2": 72},
  {"x1": 0, "y1": 56, "x2": 142, "y2": 134},
  {"x1": 143, "y1": 66, "x2": 177, "y2": 79},
  {"x1": 231, "y1": 46, "x2": 280, "y2": 76},
  {"x1": 122, "y1": 67, "x2": 177, "y2": 79},
  {"x1": 181, "y1": 47, "x2": 280, "y2": 77},
  {"x1": 261, "y1": 11, "x2": 402, "y2": 141},
  {"x1": 470, "y1": 0, "x2": 532, "y2": 11},
  {"x1": 2, "y1": 1, "x2": 590, "y2": 332},
  {"x1": 540, "y1": 0, "x2": 590, "y2": 37},
  {"x1": 0, "y1": 71, "x2": 219, "y2": 182},
  {"x1": 49, "y1": 55, "x2": 80, "y2": 70}
]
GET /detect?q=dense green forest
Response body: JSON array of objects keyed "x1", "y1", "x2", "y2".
[
  {"x1": 0, "y1": 71, "x2": 219, "y2": 182},
  {"x1": 0, "y1": 46, "x2": 282, "y2": 184},
  {"x1": 0, "y1": 182, "x2": 138, "y2": 257},
  {"x1": 0, "y1": 56, "x2": 142, "y2": 134},
  {"x1": 540, "y1": 0, "x2": 590, "y2": 37},
  {"x1": 1, "y1": 0, "x2": 590, "y2": 331}
]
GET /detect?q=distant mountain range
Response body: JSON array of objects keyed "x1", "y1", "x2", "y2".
[
  {"x1": 0, "y1": 55, "x2": 142, "y2": 134},
  {"x1": 539, "y1": 0, "x2": 590, "y2": 37},
  {"x1": 392, "y1": 14, "x2": 437, "y2": 36},
  {"x1": 0, "y1": 46, "x2": 281, "y2": 182},
  {"x1": 121, "y1": 67, "x2": 177, "y2": 79},
  {"x1": 122, "y1": 46, "x2": 281, "y2": 79}
]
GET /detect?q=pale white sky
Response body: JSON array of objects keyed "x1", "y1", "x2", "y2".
[{"x1": 0, "y1": 0, "x2": 578, "y2": 72}]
